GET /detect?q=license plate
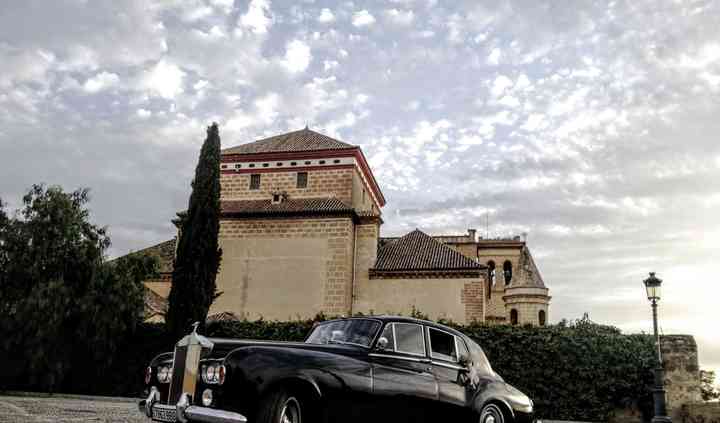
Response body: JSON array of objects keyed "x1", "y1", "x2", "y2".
[{"x1": 151, "y1": 404, "x2": 177, "y2": 422}]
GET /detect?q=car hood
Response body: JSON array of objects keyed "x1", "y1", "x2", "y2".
[{"x1": 204, "y1": 338, "x2": 368, "y2": 359}]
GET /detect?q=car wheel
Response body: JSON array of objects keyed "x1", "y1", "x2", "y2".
[
  {"x1": 479, "y1": 403, "x2": 509, "y2": 423},
  {"x1": 256, "y1": 388, "x2": 303, "y2": 423}
]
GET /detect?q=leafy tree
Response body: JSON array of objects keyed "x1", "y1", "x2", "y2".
[
  {"x1": 700, "y1": 370, "x2": 720, "y2": 401},
  {"x1": 166, "y1": 123, "x2": 223, "y2": 337},
  {"x1": 0, "y1": 185, "x2": 157, "y2": 392}
]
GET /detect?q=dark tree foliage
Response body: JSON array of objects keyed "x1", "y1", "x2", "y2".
[
  {"x1": 0, "y1": 185, "x2": 158, "y2": 392},
  {"x1": 700, "y1": 370, "x2": 720, "y2": 401},
  {"x1": 166, "y1": 123, "x2": 223, "y2": 337}
]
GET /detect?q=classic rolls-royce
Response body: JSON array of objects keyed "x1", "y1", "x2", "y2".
[{"x1": 139, "y1": 316, "x2": 535, "y2": 423}]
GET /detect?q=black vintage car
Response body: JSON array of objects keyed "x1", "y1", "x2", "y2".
[{"x1": 139, "y1": 316, "x2": 535, "y2": 423}]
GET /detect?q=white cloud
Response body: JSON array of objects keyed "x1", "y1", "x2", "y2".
[
  {"x1": 490, "y1": 75, "x2": 514, "y2": 98},
  {"x1": 255, "y1": 92, "x2": 280, "y2": 124},
  {"x1": 323, "y1": 60, "x2": 339, "y2": 71},
  {"x1": 141, "y1": 60, "x2": 186, "y2": 99},
  {"x1": 239, "y1": 0, "x2": 273, "y2": 34},
  {"x1": 487, "y1": 47, "x2": 501, "y2": 65},
  {"x1": 385, "y1": 9, "x2": 414, "y2": 26},
  {"x1": 136, "y1": 108, "x2": 152, "y2": 119},
  {"x1": 82, "y1": 71, "x2": 120, "y2": 93},
  {"x1": 281, "y1": 40, "x2": 312, "y2": 73},
  {"x1": 352, "y1": 10, "x2": 376, "y2": 27},
  {"x1": 317, "y1": 8, "x2": 335, "y2": 23}
]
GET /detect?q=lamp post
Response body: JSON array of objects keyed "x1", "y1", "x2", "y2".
[{"x1": 643, "y1": 272, "x2": 671, "y2": 423}]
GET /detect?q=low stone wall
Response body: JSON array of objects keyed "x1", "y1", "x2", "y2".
[
  {"x1": 679, "y1": 402, "x2": 720, "y2": 423},
  {"x1": 610, "y1": 335, "x2": 701, "y2": 423},
  {"x1": 662, "y1": 335, "x2": 702, "y2": 419}
]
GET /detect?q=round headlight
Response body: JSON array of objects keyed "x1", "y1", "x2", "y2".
[
  {"x1": 144, "y1": 366, "x2": 152, "y2": 385},
  {"x1": 158, "y1": 366, "x2": 169, "y2": 383},
  {"x1": 201, "y1": 389, "x2": 213, "y2": 407},
  {"x1": 205, "y1": 365, "x2": 216, "y2": 383},
  {"x1": 217, "y1": 365, "x2": 226, "y2": 385}
]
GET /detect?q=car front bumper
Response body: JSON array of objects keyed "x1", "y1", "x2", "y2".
[{"x1": 138, "y1": 388, "x2": 247, "y2": 423}]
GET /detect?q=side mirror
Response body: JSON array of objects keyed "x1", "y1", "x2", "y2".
[{"x1": 376, "y1": 336, "x2": 389, "y2": 351}]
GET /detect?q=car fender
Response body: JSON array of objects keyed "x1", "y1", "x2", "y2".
[{"x1": 472, "y1": 379, "x2": 533, "y2": 416}]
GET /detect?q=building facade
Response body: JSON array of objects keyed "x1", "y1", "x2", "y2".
[{"x1": 133, "y1": 128, "x2": 550, "y2": 325}]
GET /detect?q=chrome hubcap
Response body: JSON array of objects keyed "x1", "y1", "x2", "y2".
[
  {"x1": 280, "y1": 397, "x2": 301, "y2": 423},
  {"x1": 485, "y1": 416, "x2": 496, "y2": 423}
]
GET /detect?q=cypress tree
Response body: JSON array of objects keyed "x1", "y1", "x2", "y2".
[{"x1": 166, "y1": 123, "x2": 223, "y2": 337}]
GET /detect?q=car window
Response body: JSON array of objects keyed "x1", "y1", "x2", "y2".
[
  {"x1": 428, "y1": 328, "x2": 457, "y2": 362},
  {"x1": 305, "y1": 319, "x2": 381, "y2": 347},
  {"x1": 393, "y1": 323, "x2": 426, "y2": 356},
  {"x1": 378, "y1": 323, "x2": 395, "y2": 351},
  {"x1": 457, "y1": 336, "x2": 470, "y2": 361}
]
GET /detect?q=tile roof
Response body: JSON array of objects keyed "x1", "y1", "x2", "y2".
[
  {"x1": 373, "y1": 229, "x2": 483, "y2": 272},
  {"x1": 222, "y1": 128, "x2": 356, "y2": 155},
  {"x1": 143, "y1": 287, "x2": 168, "y2": 320},
  {"x1": 221, "y1": 197, "x2": 354, "y2": 216},
  {"x1": 116, "y1": 238, "x2": 176, "y2": 273}
]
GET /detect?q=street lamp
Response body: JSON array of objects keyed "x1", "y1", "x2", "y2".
[{"x1": 643, "y1": 272, "x2": 671, "y2": 423}]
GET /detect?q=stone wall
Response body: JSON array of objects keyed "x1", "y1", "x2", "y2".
[
  {"x1": 353, "y1": 274, "x2": 483, "y2": 324},
  {"x1": 220, "y1": 168, "x2": 355, "y2": 205},
  {"x1": 662, "y1": 335, "x2": 702, "y2": 417},
  {"x1": 679, "y1": 402, "x2": 720, "y2": 423},
  {"x1": 212, "y1": 217, "x2": 355, "y2": 320},
  {"x1": 611, "y1": 335, "x2": 703, "y2": 423}
]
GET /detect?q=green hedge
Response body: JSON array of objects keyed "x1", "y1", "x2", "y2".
[{"x1": 1, "y1": 317, "x2": 655, "y2": 421}]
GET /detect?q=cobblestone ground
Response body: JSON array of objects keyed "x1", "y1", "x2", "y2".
[{"x1": 0, "y1": 395, "x2": 146, "y2": 423}]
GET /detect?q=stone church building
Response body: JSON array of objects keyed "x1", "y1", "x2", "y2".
[{"x1": 134, "y1": 128, "x2": 550, "y2": 325}]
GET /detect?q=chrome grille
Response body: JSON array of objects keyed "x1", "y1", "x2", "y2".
[
  {"x1": 151, "y1": 404, "x2": 177, "y2": 422},
  {"x1": 167, "y1": 345, "x2": 187, "y2": 404}
]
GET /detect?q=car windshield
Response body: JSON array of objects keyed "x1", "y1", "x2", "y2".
[{"x1": 305, "y1": 319, "x2": 381, "y2": 347}]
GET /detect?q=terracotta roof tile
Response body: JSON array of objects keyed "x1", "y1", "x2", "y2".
[
  {"x1": 373, "y1": 229, "x2": 483, "y2": 272},
  {"x1": 221, "y1": 197, "x2": 354, "y2": 216},
  {"x1": 222, "y1": 128, "x2": 356, "y2": 155},
  {"x1": 144, "y1": 287, "x2": 168, "y2": 320}
]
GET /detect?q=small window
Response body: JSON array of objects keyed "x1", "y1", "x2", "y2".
[
  {"x1": 297, "y1": 172, "x2": 308, "y2": 188},
  {"x1": 221, "y1": 164, "x2": 228, "y2": 169},
  {"x1": 510, "y1": 309, "x2": 518, "y2": 325},
  {"x1": 276, "y1": 162, "x2": 283, "y2": 166},
  {"x1": 249, "y1": 163, "x2": 255, "y2": 168},
  {"x1": 319, "y1": 160, "x2": 326, "y2": 165},
  {"x1": 391, "y1": 323, "x2": 426, "y2": 356},
  {"x1": 249, "y1": 174, "x2": 261, "y2": 190},
  {"x1": 262, "y1": 163, "x2": 269, "y2": 168},
  {"x1": 333, "y1": 159, "x2": 341, "y2": 164},
  {"x1": 539, "y1": 310, "x2": 546, "y2": 326},
  {"x1": 235, "y1": 164, "x2": 242, "y2": 169},
  {"x1": 503, "y1": 261, "x2": 512, "y2": 285},
  {"x1": 305, "y1": 161, "x2": 312, "y2": 165},
  {"x1": 272, "y1": 194, "x2": 281, "y2": 203},
  {"x1": 428, "y1": 328, "x2": 457, "y2": 362},
  {"x1": 290, "y1": 162, "x2": 297, "y2": 166}
]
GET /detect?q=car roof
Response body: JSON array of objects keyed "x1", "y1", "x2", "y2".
[{"x1": 322, "y1": 315, "x2": 467, "y2": 339}]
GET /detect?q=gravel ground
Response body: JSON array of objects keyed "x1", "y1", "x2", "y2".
[{"x1": 0, "y1": 395, "x2": 146, "y2": 423}]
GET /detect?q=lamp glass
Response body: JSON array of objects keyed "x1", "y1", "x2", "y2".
[{"x1": 646, "y1": 284, "x2": 660, "y2": 301}]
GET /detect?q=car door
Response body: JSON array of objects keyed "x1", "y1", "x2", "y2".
[
  {"x1": 369, "y1": 322, "x2": 439, "y2": 423},
  {"x1": 426, "y1": 326, "x2": 475, "y2": 421}
]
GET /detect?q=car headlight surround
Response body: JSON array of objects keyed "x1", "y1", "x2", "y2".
[
  {"x1": 201, "y1": 388, "x2": 213, "y2": 406},
  {"x1": 201, "y1": 363, "x2": 226, "y2": 384},
  {"x1": 157, "y1": 365, "x2": 172, "y2": 383}
]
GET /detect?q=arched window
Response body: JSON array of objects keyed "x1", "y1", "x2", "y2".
[
  {"x1": 486, "y1": 261, "x2": 496, "y2": 299},
  {"x1": 539, "y1": 310, "x2": 546, "y2": 326},
  {"x1": 503, "y1": 261, "x2": 513, "y2": 285},
  {"x1": 510, "y1": 309, "x2": 518, "y2": 325}
]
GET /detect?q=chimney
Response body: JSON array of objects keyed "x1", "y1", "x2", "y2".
[{"x1": 467, "y1": 228, "x2": 477, "y2": 242}]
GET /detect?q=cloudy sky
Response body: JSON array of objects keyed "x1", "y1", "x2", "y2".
[{"x1": 1, "y1": 0, "x2": 718, "y2": 380}]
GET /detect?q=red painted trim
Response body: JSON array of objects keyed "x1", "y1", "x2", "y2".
[
  {"x1": 220, "y1": 148, "x2": 357, "y2": 162},
  {"x1": 220, "y1": 147, "x2": 386, "y2": 207},
  {"x1": 221, "y1": 164, "x2": 355, "y2": 175}
]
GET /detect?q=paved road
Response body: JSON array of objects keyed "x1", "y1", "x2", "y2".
[{"x1": 0, "y1": 395, "x2": 145, "y2": 423}]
